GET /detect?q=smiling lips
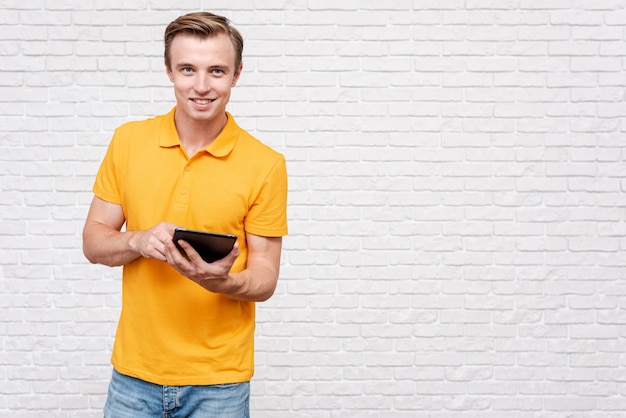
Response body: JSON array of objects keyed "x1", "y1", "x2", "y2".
[{"x1": 192, "y1": 98, "x2": 215, "y2": 105}]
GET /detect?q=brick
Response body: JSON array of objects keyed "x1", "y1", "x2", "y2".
[{"x1": 2, "y1": 4, "x2": 626, "y2": 417}]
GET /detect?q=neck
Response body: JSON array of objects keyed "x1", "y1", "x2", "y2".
[{"x1": 174, "y1": 111, "x2": 228, "y2": 156}]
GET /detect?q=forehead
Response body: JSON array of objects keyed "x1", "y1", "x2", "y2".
[{"x1": 170, "y1": 33, "x2": 236, "y2": 67}]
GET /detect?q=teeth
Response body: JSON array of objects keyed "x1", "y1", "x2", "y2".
[{"x1": 195, "y1": 99, "x2": 212, "y2": 104}]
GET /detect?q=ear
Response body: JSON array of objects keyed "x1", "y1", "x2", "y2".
[
  {"x1": 232, "y1": 64, "x2": 243, "y2": 87},
  {"x1": 165, "y1": 61, "x2": 174, "y2": 83}
]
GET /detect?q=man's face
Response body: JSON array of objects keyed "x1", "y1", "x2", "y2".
[{"x1": 166, "y1": 33, "x2": 242, "y2": 127}]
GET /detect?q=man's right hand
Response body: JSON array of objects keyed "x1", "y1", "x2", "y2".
[
  {"x1": 83, "y1": 196, "x2": 178, "y2": 267},
  {"x1": 128, "y1": 222, "x2": 178, "y2": 262}
]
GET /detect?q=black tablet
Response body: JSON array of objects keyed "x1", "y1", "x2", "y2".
[{"x1": 172, "y1": 228, "x2": 237, "y2": 263}]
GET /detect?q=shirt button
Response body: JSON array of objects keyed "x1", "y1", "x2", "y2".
[
  {"x1": 185, "y1": 166, "x2": 191, "y2": 172},
  {"x1": 181, "y1": 189, "x2": 187, "y2": 195}
]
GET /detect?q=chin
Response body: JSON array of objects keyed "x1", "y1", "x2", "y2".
[{"x1": 184, "y1": 108, "x2": 216, "y2": 121}]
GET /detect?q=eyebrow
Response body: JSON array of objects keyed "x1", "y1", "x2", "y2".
[{"x1": 175, "y1": 63, "x2": 230, "y2": 71}]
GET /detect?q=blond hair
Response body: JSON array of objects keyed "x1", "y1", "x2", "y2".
[{"x1": 164, "y1": 12, "x2": 243, "y2": 74}]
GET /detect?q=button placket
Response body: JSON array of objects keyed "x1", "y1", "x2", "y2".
[{"x1": 176, "y1": 162, "x2": 192, "y2": 207}]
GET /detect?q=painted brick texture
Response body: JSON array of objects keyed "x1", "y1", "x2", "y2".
[{"x1": 1, "y1": 2, "x2": 625, "y2": 416}]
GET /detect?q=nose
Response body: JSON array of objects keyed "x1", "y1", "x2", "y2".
[{"x1": 194, "y1": 73, "x2": 210, "y2": 94}]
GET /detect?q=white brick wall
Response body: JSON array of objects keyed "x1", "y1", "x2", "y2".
[{"x1": 1, "y1": 2, "x2": 625, "y2": 416}]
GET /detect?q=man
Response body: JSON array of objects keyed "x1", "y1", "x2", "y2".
[{"x1": 83, "y1": 12, "x2": 288, "y2": 417}]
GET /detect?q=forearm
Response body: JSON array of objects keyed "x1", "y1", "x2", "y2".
[
  {"x1": 220, "y1": 235, "x2": 282, "y2": 302},
  {"x1": 166, "y1": 234, "x2": 282, "y2": 302},
  {"x1": 218, "y1": 265, "x2": 279, "y2": 302},
  {"x1": 83, "y1": 222, "x2": 141, "y2": 267}
]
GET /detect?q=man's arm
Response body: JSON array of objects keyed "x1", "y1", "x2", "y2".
[
  {"x1": 83, "y1": 196, "x2": 177, "y2": 266},
  {"x1": 84, "y1": 195, "x2": 282, "y2": 300},
  {"x1": 166, "y1": 232, "x2": 282, "y2": 302}
]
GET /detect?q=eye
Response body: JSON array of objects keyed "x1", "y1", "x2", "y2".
[
  {"x1": 181, "y1": 67, "x2": 194, "y2": 74},
  {"x1": 211, "y1": 68, "x2": 225, "y2": 76}
]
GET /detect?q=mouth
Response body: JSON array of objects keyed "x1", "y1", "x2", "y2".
[{"x1": 192, "y1": 98, "x2": 216, "y2": 105}]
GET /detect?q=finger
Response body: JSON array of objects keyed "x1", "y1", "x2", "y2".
[
  {"x1": 152, "y1": 249, "x2": 167, "y2": 261},
  {"x1": 210, "y1": 243, "x2": 239, "y2": 269},
  {"x1": 145, "y1": 251, "x2": 166, "y2": 262},
  {"x1": 170, "y1": 239, "x2": 200, "y2": 264},
  {"x1": 178, "y1": 240, "x2": 204, "y2": 263}
]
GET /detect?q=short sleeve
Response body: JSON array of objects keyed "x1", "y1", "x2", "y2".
[
  {"x1": 244, "y1": 154, "x2": 288, "y2": 237},
  {"x1": 92, "y1": 129, "x2": 123, "y2": 205}
]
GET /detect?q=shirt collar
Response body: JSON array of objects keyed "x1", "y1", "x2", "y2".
[
  {"x1": 160, "y1": 107, "x2": 239, "y2": 157},
  {"x1": 206, "y1": 112, "x2": 238, "y2": 157}
]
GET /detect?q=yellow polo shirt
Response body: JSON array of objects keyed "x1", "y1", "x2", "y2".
[{"x1": 93, "y1": 107, "x2": 288, "y2": 385}]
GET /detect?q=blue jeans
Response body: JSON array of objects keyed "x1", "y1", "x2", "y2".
[{"x1": 104, "y1": 369, "x2": 250, "y2": 418}]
